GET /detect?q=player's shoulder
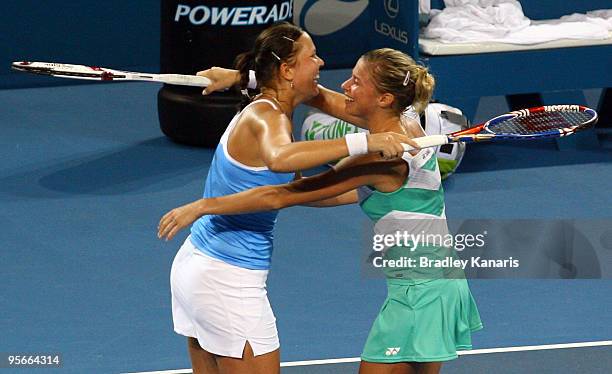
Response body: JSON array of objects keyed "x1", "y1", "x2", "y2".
[
  {"x1": 246, "y1": 98, "x2": 287, "y2": 118},
  {"x1": 245, "y1": 98, "x2": 283, "y2": 115},
  {"x1": 240, "y1": 99, "x2": 290, "y2": 130}
]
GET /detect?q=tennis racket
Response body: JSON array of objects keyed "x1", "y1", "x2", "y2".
[
  {"x1": 403, "y1": 105, "x2": 598, "y2": 151},
  {"x1": 11, "y1": 61, "x2": 211, "y2": 87}
]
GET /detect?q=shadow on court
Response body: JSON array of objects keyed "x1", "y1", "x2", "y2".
[{"x1": 0, "y1": 137, "x2": 213, "y2": 198}]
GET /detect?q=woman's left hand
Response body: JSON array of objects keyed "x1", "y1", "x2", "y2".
[
  {"x1": 158, "y1": 202, "x2": 202, "y2": 241},
  {"x1": 197, "y1": 67, "x2": 240, "y2": 95}
]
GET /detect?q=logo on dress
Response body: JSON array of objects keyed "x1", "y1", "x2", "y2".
[{"x1": 385, "y1": 347, "x2": 401, "y2": 356}]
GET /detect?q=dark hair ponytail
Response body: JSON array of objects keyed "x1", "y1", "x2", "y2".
[{"x1": 234, "y1": 50, "x2": 256, "y2": 91}]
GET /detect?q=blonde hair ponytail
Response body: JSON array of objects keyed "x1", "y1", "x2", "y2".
[{"x1": 411, "y1": 66, "x2": 435, "y2": 114}]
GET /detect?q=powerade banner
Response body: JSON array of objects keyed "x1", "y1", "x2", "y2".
[
  {"x1": 162, "y1": 1, "x2": 292, "y2": 74},
  {"x1": 174, "y1": 2, "x2": 292, "y2": 26},
  {"x1": 293, "y1": 1, "x2": 419, "y2": 68}
]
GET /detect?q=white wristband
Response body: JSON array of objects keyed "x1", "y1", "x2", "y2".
[
  {"x1": 345, "y1": 133, "x2": 368, "y2": 156},
  {"x1": 247, "y1": 70, "x2": 257, "y2": 89}
]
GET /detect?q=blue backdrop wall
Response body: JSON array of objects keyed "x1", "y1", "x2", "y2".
[{"x1": 0, "y1": 1, "x2": 160, "y2": 89}]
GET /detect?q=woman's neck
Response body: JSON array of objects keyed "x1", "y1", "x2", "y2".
[
  {"x1": 367, "y1": 110, "x2": 425, "y2": 139},
  {"x1": 367, "y1": 111, "x2": 404, "y2": 134},
  {"x1": 258, "y1": 88, "x2": 295, "y2": 117}
]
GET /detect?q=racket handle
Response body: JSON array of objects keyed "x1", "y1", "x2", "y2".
[
  {"x1": 158, "y1": 74, "x2": 211, "y2": 87},
  {"x1": 402, "y1": 135, "x2": 449, "y2": 151}
]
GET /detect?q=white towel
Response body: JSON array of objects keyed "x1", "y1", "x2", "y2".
[
  {"x1": 423, "y1": 1, "x2": 612, "y2": 44},
  {"x1": 424, "y1": 0, "x2": 530, "y2": 41},
  {"x1": 560, "y1": 9, "x2": 612, "y2": 31}
]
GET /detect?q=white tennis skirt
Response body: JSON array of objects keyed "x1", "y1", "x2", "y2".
[{"x1": 170, "y1": 236, "x2": 279, "y2": 358}]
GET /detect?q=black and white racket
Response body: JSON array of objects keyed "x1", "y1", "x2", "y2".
[
  {"x1": 11, "y1": 61, "x2": 211, "y2": 87},
  {"x1": 404, "y1": 105, "x2": 598, "y2": 151}
]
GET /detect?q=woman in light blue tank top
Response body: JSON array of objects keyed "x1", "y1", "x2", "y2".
[
  {"x1": 158, "y1": 23, "x2": 413, "y2": 374},
  {"x1": 160, "y1": 48, "x2": 482, "y2": 374}
]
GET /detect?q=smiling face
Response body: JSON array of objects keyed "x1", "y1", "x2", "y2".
[
  {"x1": 289, "y1": 32, "x2": 324, "y2": 100},
  {"x1": 340, "y1": 57, "x2": 382, "y2": 120}
]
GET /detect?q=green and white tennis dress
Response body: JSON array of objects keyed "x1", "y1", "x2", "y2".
[{"x1": 358, "y1": 147, "x2": 483, "y2": 363}]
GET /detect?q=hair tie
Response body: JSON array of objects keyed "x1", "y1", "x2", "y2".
[{"x1": 240, "y1": 88, "x2": 252, "y2": 99}]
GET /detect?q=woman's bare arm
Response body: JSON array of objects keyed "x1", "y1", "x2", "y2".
[
  {"x1": 158, "y1": 156, "x2": 404, "y2": 240},
  {"x1": 303, "y1": 190, "x2": 358, "y2": 207}
]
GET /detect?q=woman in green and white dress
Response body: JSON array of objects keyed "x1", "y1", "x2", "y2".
[{"x1": 159, "y1": 48, "x2": 482, "y2": 374}]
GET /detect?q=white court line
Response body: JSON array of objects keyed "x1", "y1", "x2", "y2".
[{"x1": 121, "y1": 340, "x2": 612, "y2": 374}]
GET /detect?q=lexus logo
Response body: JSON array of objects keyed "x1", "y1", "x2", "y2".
[{"x1": 384, "y1": 0, "x2": 399, "y2": 19}]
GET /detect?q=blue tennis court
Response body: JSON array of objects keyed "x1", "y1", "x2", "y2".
[{"x1": 2, "y1": 78, "x2": 612, "y2": 373}]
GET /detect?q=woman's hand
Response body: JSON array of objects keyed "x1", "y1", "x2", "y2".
[
  {"x1": 367, "y1": 132, "x2": 420, "y2": 160},
  {"x1": 197, "y1": 67, "x2": 240, "y2": 95},
  {"x1": 158, "y1": 201, "x2": 203, "y2": 241}
]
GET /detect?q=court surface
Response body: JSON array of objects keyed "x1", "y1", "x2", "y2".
[{"x1": 2, "y1": 80, "x2": 612, "y2": 373}]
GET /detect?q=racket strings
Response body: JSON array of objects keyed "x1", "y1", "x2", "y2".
[{"x1": 489, "y1": 111, "x2": 592, "y2": 135}]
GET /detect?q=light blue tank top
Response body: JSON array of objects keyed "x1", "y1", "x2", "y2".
[{"x1": 190, "y1": 99, "x2": 294, "y2": 270}]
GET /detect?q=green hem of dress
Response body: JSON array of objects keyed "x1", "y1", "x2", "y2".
[
  {"x1": 360, "y1": 323, "x2": 485, "y2": 363},
  {"x1": 361, "y1": 353, "x2": 460, "y2": 363}
]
